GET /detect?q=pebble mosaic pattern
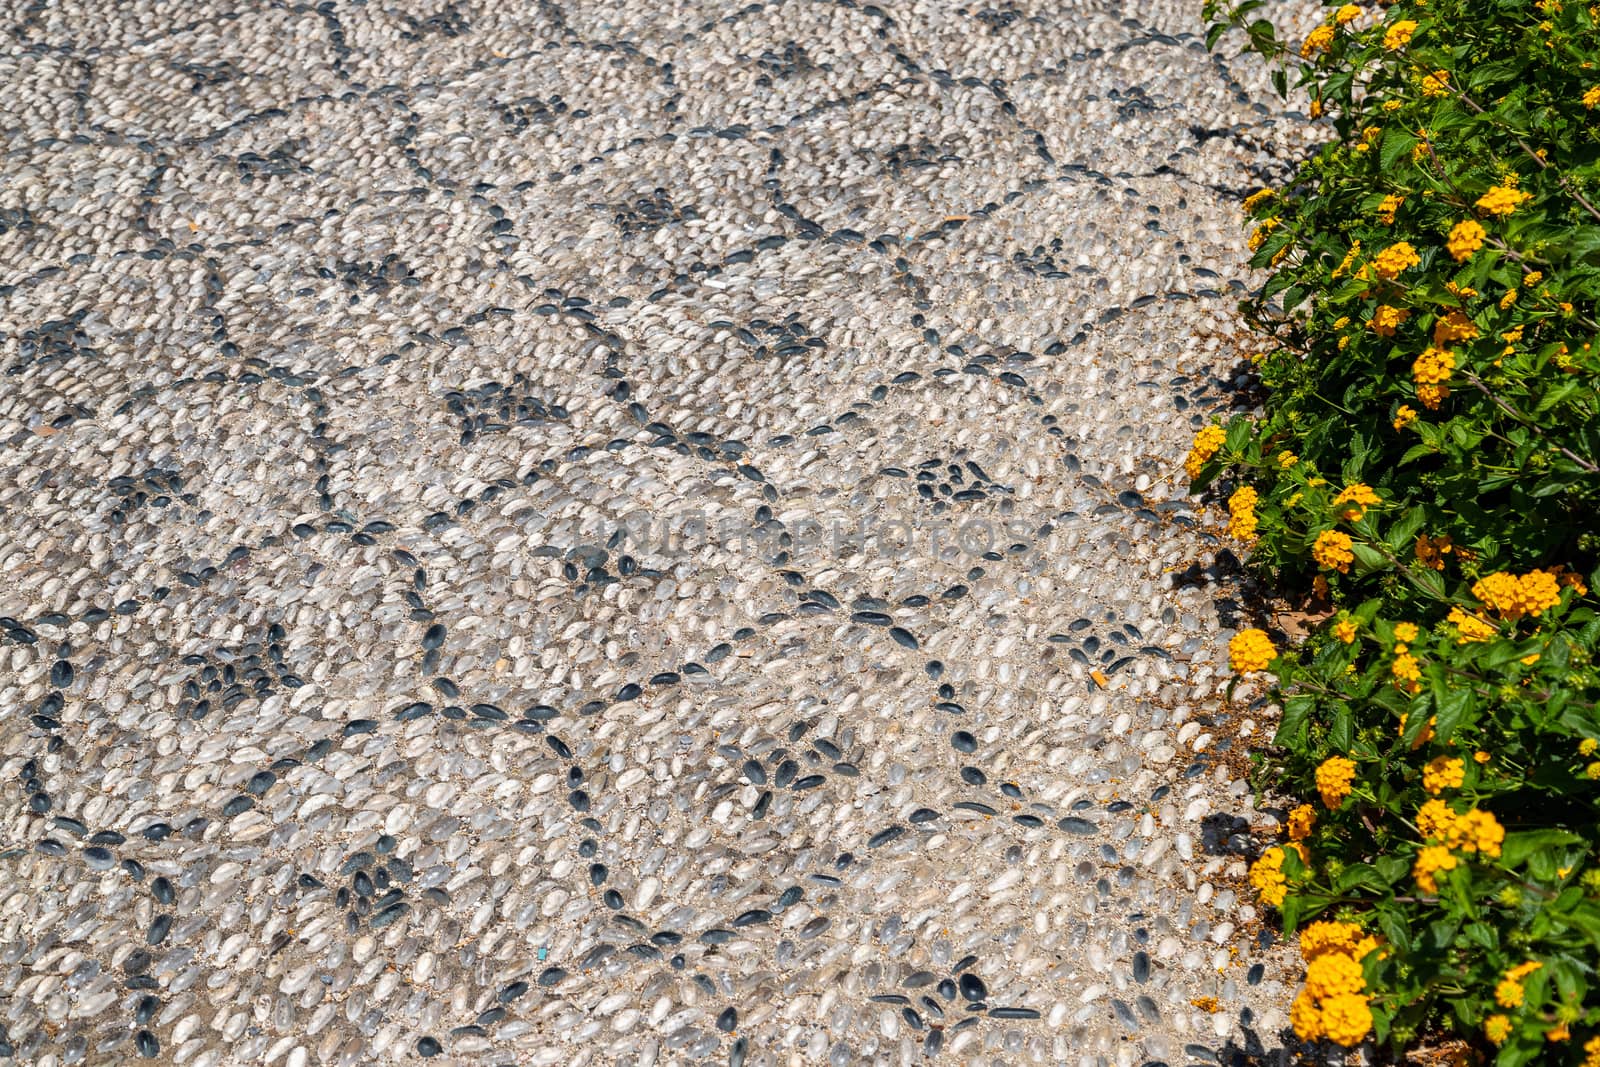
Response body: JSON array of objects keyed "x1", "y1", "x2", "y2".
[{"x1": 1, "y1": 1, "x2": 1323, "y2": 1064}]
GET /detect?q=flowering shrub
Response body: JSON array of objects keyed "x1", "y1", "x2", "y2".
[{"x1": 1199, "y1": 0, "x2": 1600, "y2": 1060}]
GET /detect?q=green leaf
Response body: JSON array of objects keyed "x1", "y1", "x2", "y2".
[
  {"x1": 1405, "y1": 565, "x2": 1446, "y2": 601},
  {"x1": 1350, "y1": 542, "x2": 1388, "y2": 575},
  {"x1": 1277, "y1": 695, "x2": 1313, "y2": 747},
  {"x1": 1500, "y1": 829, "x2": 1585, "y2": 869},
  {"x1": 1330, "y1": 704, "x2": 1353, "y2": 751},
  {"x1": 1380, "y1": 130, "x2": 1417, "y2": 172},
  {"x1": 1485, "y1": 638, "x2": 1544, "y2": 670},
  {"x1": 1375, "y1": 853, "x2": 1412, "y2": 886},
  {"x1": 1332, "y1": 863, "x2": 1381, "y2": 892},
  {"x1": 1501, "y1": 1035, "x2": 1547, "y2": 1067},
  {"x1": 1384, "y1": 506, "x2": 1427, "y2": 552},
  {"x1": 1432, "y1": 687, "x2": 1473, "y2": 743},
  {"x1": 1224, "y1": 416, "x2": 1253, "y2": 453}
]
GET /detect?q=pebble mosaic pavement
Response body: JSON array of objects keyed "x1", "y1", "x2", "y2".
[{"x1": 0, "y1": 1, "x2": 1328, "y2": 1064}]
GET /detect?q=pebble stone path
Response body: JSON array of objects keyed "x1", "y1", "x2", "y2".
[{"x1": 1, "y1": 1, "x2": 1326, "y2": 1064}]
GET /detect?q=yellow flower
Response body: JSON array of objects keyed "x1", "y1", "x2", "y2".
[
  {"x1": 1549, "y1": 1023, "x2": 1571, "y2": 1043},
  {"x1": 1332, "y1": 483, "x2": 1380, "y2": 522},
  {"x1": 1555, "y1": 565, "x2": 1588, "y2": 596},
  {"x1": 1420, "y1": 69, "x2": 1450, "y2": 97},
  {"x1": 1302, "y1": 24, "x2": 1337, "y2": 55},
  {"x1": 1287, "y1": 804, "x2": 1317, "y2": 841},
  {"x1": 1416, "y1": 383, "x2": 1448, "y2": 410},
  {"x1": 1585, "y1": 1036, "x2": 1600, "y2": 1067},
  {"x1": 1185, "y1": 424, "x2": 1226, "y2": 480},
  {"x1": 1484, "y1": 1015, "x2": 1511, "y2": 1044},
  {"x1": 1249, "y1": 217, "x2": 1280, "y2": 252},
  {"x1": 1474, "y1": 750, "x2": 1490, "y2": 763},
  {"x1": 1332, "y1": 240, "x2": 1363, "y2": 278},
  {"x1": 1249, "y1": 850, "x2": 1289, "y2": 906},
  {"x1": 1305, "y1": 953, "x2": 1366, "y2": 1000},
  {"x1": 1372, "y1": 241, "x2": 1420, "y2": 278},
  {"x1": 1227, "y1": 495, "x2": 1259, "y2": 540},
  {"x1": 1392, "y1": 405, "x2": 1418, "y2": 430},
  {"x1": 1392, "y1": 652, "x2": 1422, "y2": 687},
  {"x1": 1447, "y1": 219, "x2": 1486, "y2": 261},
  {"x1": 1290, "y1": 990, "x2": 1324, "y2": 1041},
  {"x1": 1412, "y1": 345, "x2": 1455, "y2": 387},
  {"x1": 1313, "y1": 530, "x2": 1355, "y2": 573},
  {"x1": 1522, "y1": 570, "x2": 1564, "y2": 614},
  {"x1": 1316, "y1": 756, "x2": 1357, "y2": 809},
  {"x1": 1277, "y1": 450, "x2": 1298, "y2": 468},
  {"x1": 1334, "y1": 616, "x2": 1358, "y2": 643},
  {"x1": 1448, "y1": 606, "x2": 1497, "y2": 643},
  {"x1": 1415, "y1": 533, "x2": 1451, "y2": 570},
  {"x1": 1413, "y1": 843, "x2": 1458, "y2": 892},
  {"x1": 1432, "y1": 310, "x2": 1478, "y2": 345},
  {"x1": 1499, "y1": 287, "x2": 1519, "y2": 310},
  {"x1": 1320, "y1": 993, "x2": 1374, "y2": 1047},
  {"x1": 1423, "y1": 755, "x2": 1465, "y2": 794},
  {"x1": 1300, "y1": 921, "x2": 1377, "y2": 962},
  {"x1": 1383, "y1": 19, "x2": 1418, "y2": 49},
  {"x1": 1370, "y1": 304, "x2": 1408, "y2": 337},
  {"x1": 1393, "y1": 622, "x2": 1419, "y2": 643},
  {"x1": 1376, "y1": 194, "x2": 1404, "y2": 224},
  {"x1": 1300, "y1": 921, "x2": 1372, "y2": 960},
  {"x1": 1449, "y1": 809, "x2": 1505, "y2": 857},
  {"x1": 1335, "y1": 2, "x2": 1362, "y2": 22},
  {"x1": 1416, "y1": 798, "x2": 1456, "y2": 839},
  {"x1": 1496, "y1": 977, "x2": 1526, "y2": 1009},
  {"x1": 1473, "y1": 570, "x2": 1563, "y2": 620},
  {"x1": 1241, "y1": 188, "x2": 1273, "y2": 213},
  {"x1": 1477, "y1": 184, "x2": 1532, "y2": 217},
  {"x1": 1524, "y1": 270, "x2": 1544, "y2": 286},
  {"x1": 1229, "y1": 628, "x2": 1276, "y2": 672},
  {"x1": 1581, "y1": 738, "x2": 1598, "y2": 757},
  {"x1": 1584, "y1": 86, "x2": 1600, "y2": 108}
]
